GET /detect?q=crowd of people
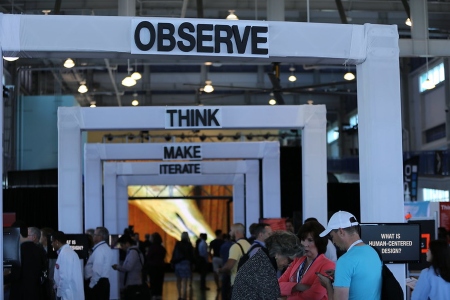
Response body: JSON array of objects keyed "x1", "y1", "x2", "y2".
[{"x1": 5, "y1": 213, "x2": 450, "y2": 300}]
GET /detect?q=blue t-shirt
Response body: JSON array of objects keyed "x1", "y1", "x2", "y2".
[
  {"x1": 334, "y1": 244, "x2": 382, "y2": 300},
  {"x1": 412, "y1": 266, "x2": 450, "y2": 300}
]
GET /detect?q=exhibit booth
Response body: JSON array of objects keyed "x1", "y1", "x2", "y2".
[{"x1": 0, "y1": 14, "x2": 405, "y2": 296}]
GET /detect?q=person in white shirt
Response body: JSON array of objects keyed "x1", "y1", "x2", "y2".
[
  {"x1": 84, "y1": 226, "x2": 113, "y2": 300},
  {"x1": 52, "y1": 231, "x2": 85, "y2": 300}
]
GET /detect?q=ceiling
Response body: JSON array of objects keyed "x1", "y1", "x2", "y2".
[{"x1": 2, "y1": 0, "x2": 449, "y2": 115}]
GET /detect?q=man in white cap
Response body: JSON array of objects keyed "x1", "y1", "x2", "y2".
[{"x1": 317, "y1": 211, "x2": 382, "y2": 300}]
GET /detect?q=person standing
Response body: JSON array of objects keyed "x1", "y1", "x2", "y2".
[
  {"x1": 197, "y1": 233, "x2": 210, "y2": 290},
  {"x1": 247, "y1": 223, "x2": 272, "y2": 258},
  {"x1": 218, "y1": 223, "x2": 251, "y2": 290},
  {"x1": 52, "y1": 231, "x2": 85, "y2": 300},
  {"x1": 146, "y1": 232, "x2": 166, "y2": 300},
  {"x1": 112, "y1": 234, "x2": 146, "y2": 299},
  {"x1": 209, "y1": 229, "x2": 224, "y2": 291},
  {"x1": 171, "y1": 232, "x2": 195, "y2": 300},
  {"x1": 7, "y1": 221, "x2": 43, "y2": 300},
  {"x1": 411, "y1": 239, "x2": 450, "y2": 300},
  {"x1": 28, "y1": 226, "x2": 50, "y2": 300},
  {"x1": 84, "y1": 226, "x2": 113, "y2": 300},
  {"x1": 317, "y1": 211, "x2": 382, "y2": 300}
]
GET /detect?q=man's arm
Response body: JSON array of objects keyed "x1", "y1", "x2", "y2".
[
  {"x1": 333, "y1": 287, "x2": 349, "y2": 300},
  {"x1": 219, "y1": 258, "x2": 236, "y2": 273}
]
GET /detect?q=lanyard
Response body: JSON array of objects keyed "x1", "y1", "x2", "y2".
[
  {"x1": 296, "y1": 256, "x2": 318, "y2": 282},
  {"x1": 92, "y1": 241, "x2": 106, "y2": 252},
  {"x1": 347, "y1": 239, "x2": 363, "y2": 252}
]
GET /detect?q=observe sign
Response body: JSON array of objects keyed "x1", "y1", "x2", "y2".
[
  {"x1": 360, "y1": 223, "x2": 421, "y2": 263},
  {"x1": 131, "y1": 19, "x2": 269, "y2": 57}
]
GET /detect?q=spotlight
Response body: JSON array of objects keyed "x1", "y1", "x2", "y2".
[
  {"x1": 233, "y1": 133, "x2": 241, "y2": 140},
  {"x1": 217, "y1": 134, "x2": 224, "y2": 141},
  {"x1": 180, "y1": 133, "x2": 185, "y2": 140},
  {"x1": 164, "y1": 134, "x2": 172, "y2": 142},
  {"x1": 246, "y1": 134, "x2": 253, "y2": 140},
  {"x1": 105, "y1": 134, "x2": 113, "y2": 141},
  {"x1": 199, "y1": 134, "x2": 207, "y2": 142},
  {"x1": 128, "y1": 134, "x2": 134, "y2": 140}
]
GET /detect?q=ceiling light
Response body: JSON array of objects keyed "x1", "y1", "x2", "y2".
[
  {"x1": 405, "y1": 18, "x2": 412, "y2": 27},
  {"x1": 204, "y1": 62, "x2": 213, "y2": 66},
  {"x1": 64, "y1": 58, "x2": 75, "y2": 68},
  {"x1": 122, "y1": 76, "x2": 136, "y2": 87},
  {"x1": 422, "y1": 79, "x2": 435, "y2": 90},
  {"x1": 288, "y1": 65, "x2": 297, "y2": 82},
  {"x1": 122, "y1": 59, "x2": 137, "y2": 87},
  {"x1": 131, "y1": 59, "x2": 141, "y2": 80},
  {"x1": 268, "y1": 99, "x2": 277, "y2": 105},
  {"x1": 307, "y1": 100, "x2": 314, "y2": 105},
  {"x1": 90, "y1": 101, "x2": 96, "y2": 108},
  {"x1": 344, "y1": 71, "x2": 355, "y2": 81},
  {"x1": 226, "y1": 10, "x2": 239, "y2": 20},
  {"x1": 3, "y1": 56, "x2": 19, "y2": 62},
  {"x1": 131, "y1": 71, "x2": 141, "y2": 80},
  {"x1": 203, "y1": 80, "x2": 214, "y2": 93},
  {"x1": 78, "y1": 81, "x2": 88, "y2": 93},
  {"x1": 42, "y1": 10, "x2": 51, "y2": 15},
  {"x1": 131, "y1": 99, "x2": 139, "y2": 106}
]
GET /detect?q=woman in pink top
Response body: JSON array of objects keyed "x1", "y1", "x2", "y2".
[{"x1": 277, "y1": 221, "x2": 335, "y2": 300}]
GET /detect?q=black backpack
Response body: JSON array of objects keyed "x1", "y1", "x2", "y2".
[
  {"x1": 236, "y1": 243, "x2": 276, "y2": 271},
  {"x1": 236, "y1": 243, "x2": 260, "y2": 271},
  {"x1": 371, "y1": 246, "x2": 404, "y2": 300}
]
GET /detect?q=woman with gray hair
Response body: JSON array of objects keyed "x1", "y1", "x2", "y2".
[{"x1": 266, "y1": 231, "x2": 304, "y2": 272}]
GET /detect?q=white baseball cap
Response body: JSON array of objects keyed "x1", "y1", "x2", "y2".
[{"x1": 319, "y1": 211, "x2": 359, "y2": 237}]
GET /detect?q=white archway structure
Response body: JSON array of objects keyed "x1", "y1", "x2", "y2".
[
  {"x1": 0, "y1": 15, "x2": 405, "y2": 291},
  {"x1": 100, "y1": 160, "x2": 260, "y2": 233},
  {"x1": 84, "y1": 142, "x2": 279, "y2": 230}
]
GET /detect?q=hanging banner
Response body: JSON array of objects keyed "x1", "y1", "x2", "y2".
[
  {"x1": 404, "y1": 156, "x2": 419, "y2": 201},
  {"x1": 439, "y1": 202, "x2": 450, "y2": 231}
]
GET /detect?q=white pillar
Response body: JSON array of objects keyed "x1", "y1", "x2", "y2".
[
  {"x1": 357, "y1": 24, "x2": 405, "y2": 296},
  {"x1": 118, "y1": 0, "x2": 136, "y2": 17},
  {"x1": 302, "y1": 105, "x2": 328, "y2": 225},
  {"x1": 57, "y1": 108, "x2": 83, "y2": 233}
]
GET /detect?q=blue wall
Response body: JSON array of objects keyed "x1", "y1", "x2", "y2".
[{"x1": 17, "y1": 95, "x2": 78, "y2": 170}]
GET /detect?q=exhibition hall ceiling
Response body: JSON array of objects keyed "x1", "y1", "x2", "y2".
[{"x1": 1, "y1": 0, "x2": 448, "y2": 112}]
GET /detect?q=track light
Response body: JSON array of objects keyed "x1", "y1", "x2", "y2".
[
  {"x1": 78, "y1": 81, "x2": 88, "y2": 93},
  {"x1": 64, "y1": 58, "x2": 75, "y2": 68},
  {"x1": 204, "y1": 80, "x2": 214, "y2": 93},
  {"x1": 226, "y1": 10, "x2": 238, "y2": 20}
]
